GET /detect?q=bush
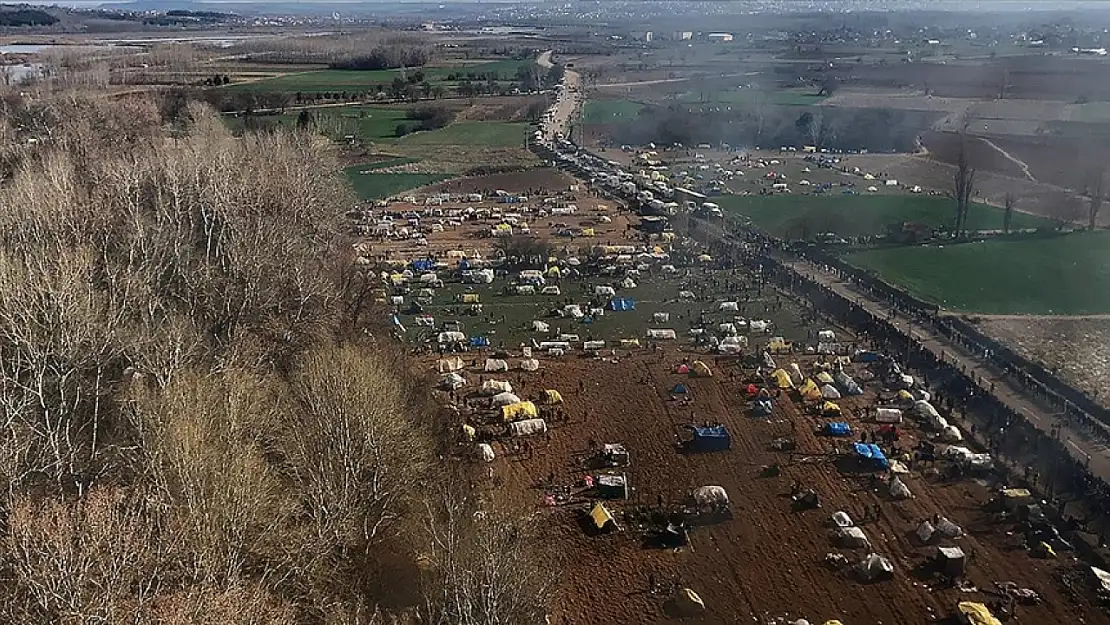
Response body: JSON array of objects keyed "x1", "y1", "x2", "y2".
[{"x1": 395, "y1": 123, "x2": 411, "y2": 137}]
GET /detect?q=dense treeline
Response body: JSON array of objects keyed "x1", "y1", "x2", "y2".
[
  {"x1": 0, "y1": 8, "x2": 58, "y2": 26},
  {"x1": 0, "y1": 95, "x2": 551, "y2": 624},
  {"x1": 329, "y1": 46, "x2": 430, "y2": 71}
]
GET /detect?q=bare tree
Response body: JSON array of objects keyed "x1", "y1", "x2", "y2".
[
  {"x1": 1088, "y1": 167, "x2": 1105, "y2": 230},
  {"x1": 953, "y1": 134, "x2": 976, "y2": 237},
  {"x1": 1003, "y1": 192, "x2": 1016, "y2": 234},
  {"x1": 421, "y1": 478, "x2": 554, "y2": 625}
]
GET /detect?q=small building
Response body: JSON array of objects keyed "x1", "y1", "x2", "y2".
[{"x1": 706, "y1": 33, "x2": 734, "y2": 43}]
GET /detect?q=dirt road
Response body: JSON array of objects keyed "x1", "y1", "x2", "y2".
[{"x1": 979, "y1": 137, "x2": 1037, "y2": 182}]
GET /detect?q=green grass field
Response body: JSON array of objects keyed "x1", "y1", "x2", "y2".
[
  {"x1": 680, "y1": 88, "x2": 827, "y2": 107},
  {"x1": 582, "y1": 100, "x2": 644, "y2": 125},
  {"x1": 718, "y1": 194, "x2": 1055, "y2": 239},
  {"x1": 227, "y1": 60, "x2": 532, "y2": 93},
  {"x1": 398, "y1": 121, "x2": 527, "y2": 147},
  {"x1": 344, "y1": 165, "x2": 452, "y2": 201},
  {"x1": 846, "y1": 231, "x2": 1110, "y2": 314}
]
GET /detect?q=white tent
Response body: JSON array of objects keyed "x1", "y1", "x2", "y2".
[
  {"x1": 750, "y1": 320, "x2": 770, "y2": 333},
  {"x1": 595, "y1": 285, "x2": 616, "y2": 296},
  {"x1": 857, "y1": 553, "x2": 894, "y2": 580},
  {"x1": 621, "y1": 277, "x2": 637, "y2": 289},
  {"x1": 563, "y1": 304, "x2": 584, "y2": 319},
  {"x1": 834, "y1": 526, "x2": 870, "y2": 549},
  {"x1": 647, "y1": 329, "x2": 677, "y2": 340},
  {"x1": 519, "y1": 359, "x2": 541, "y2": 371},
  {"x1": 818, "y1": 329, "x2": 836, "y2": 342},
  {"x1": 821, "y1": 384, "x2": 842, "y2": 399},
  {"x1": 584, "y1": 340, "x2": 605, "y2": 350},
  {"x1": 830, "y1": 511, "x2": 853, "y2": 528},
  {"x1": 789, "y1": 363, "x2": 804, "y2": 384},
  {"x1": 491, "y1": 392, "x2": 521, "y2": 407},
  {"x1": 509, "y1": 418, "x2": 547, "y2": 437},
  {"x1": 438, "y1": 331, "x2": 466, "y2": 344},
  {"x1": 692, "y1": 485, "x2": 729, "y2": 507},
  {"x1": 916, "y1": 520, "x2": 937, "y2": 543},
  {"x1": 941, "y1": 425, "x2": 963, "y2": 442},
  {"x1": 436, "y1": 356, "x2": 464, "y2": 373},
  {"x1": 481, "y1": 380, "x2": 513, "y2": 395},
  {"x1": 484, "y1": 359, "x2": 509, "y2": 372},
  {"x1": 936, "y1": 516, "x2": 964, "y2": 538},
  {"x1": 679, "y1": 290, "x2": 695, "y2": 299},
  {"x1": 477, "y1": 443, "x2": 495, "y2": 463},
  {"x1": 889, "y1": 477, "x2": 913, "y2": 500},
  {"x1": 653, "y1": 312, "x2": 670, "y2": 323},
  {"x1": 719, "y1": 301, "x2": 739, "y2": 312},
  {"x1": 532, "y1": 320, "x2": 551, "y2": 333},
  {"x1": 720, "y1": 323, "x2": 738, "y2": 336},
  {"x1": 875, "y1": 408, "x2": 903, "y2": 423},
  {"x1": 439, "y1": 373, "x2": 466, "y2": 390}
]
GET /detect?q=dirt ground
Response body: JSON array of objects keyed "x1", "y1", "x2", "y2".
[
  {"x1": 975, "y1": 315, "x2": 1110, "y2": 410},
  {"x1": 459, "y1": 348, "x2": 1110, "y2": 625},
  {"x1": 424, "y1": 168, "x2": 579, "y2": 196}
]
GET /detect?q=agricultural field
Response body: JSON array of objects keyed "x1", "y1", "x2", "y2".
[
  {"x1": 717, "y1": 194, "x2": 1054, "y2": 239},
  {"x1": 582, "y1": 99, "x2": 644, "y2": 125},
  {"x1": 344, "y1": 165, "x2": 452, "y2": 201},
  {"x1": 225, "y1": 59, "x2": 533, "y2": 93},
  {"x1": 846, "y1": 231, "x2": 1110, "y2": 315},
  {"x1": 398, "y1": 121, "x2": 528, "y2": 148}
]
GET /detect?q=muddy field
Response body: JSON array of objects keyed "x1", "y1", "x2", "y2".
[
  {"x1": 975, "y1": 315, "x2": 1110, "y2": 410},
  {"x1": 461, "y1": 346, "x2": 1110, "y2": 625}
]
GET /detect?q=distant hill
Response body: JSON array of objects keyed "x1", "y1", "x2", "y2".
[{"x1": 0, "y1": 7, "x2": 59, "y2": 27}]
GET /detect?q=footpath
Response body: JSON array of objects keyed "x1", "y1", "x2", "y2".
[{"x1": 788, "y1": 258, "x2": 1110, "y2": 484}]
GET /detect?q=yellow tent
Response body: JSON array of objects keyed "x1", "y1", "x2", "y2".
[
  {"x1": 815, "y1": 371, "x2": 835, "y2": 385},
  {"x1": 799, "y1": 378, "x2": 821, "y2": 401},
  {"x1": 389, "y1": 273, "x2": 405, "y2": 285},
  {"x1": 692, "y1": 361, "x2": 713, "y2": 377},
  {"x1": 661, "y1": 232, "x2": 676, "y2": 241},
  {"x1": 767, "y1": 338, "x2": 791, "y2": 354},
  {"x1": 501, "y1": 401, "x2": 538, "y2": 422},
  {"x1": 461, "y1": 293, "x2": 480, "y2": 304},
  {"x1": 897, "y1": 390, "x2": 914, "y2": 401},
  {"x1": 590, "y1": 502, "x2": 616, "y2": 530},
  {"x1": 581, "y1": 228, "x2": 595, "y2": 237},
  {"x1": 957, "y1": 602, "x2": 1002, "y2": 625},
  {"x1": 494, "y1": 223, "x2": 512, "y2": 233},
  {"x1": 542, "y1": 389, "x2": 563, "y2": 405},
  {"x1": 461, "y1": 424, "x2": 476, "y2": 441},
  {"x1": 772, "y1": 369, "x2": 795, "y2": 389},
  {"x1": 821, "y1": 401, "x2": 842, "y2": 415},
  {"x1": 546, "y1": 266, "x2": 561, "y2": 277},
  {"x1": 620, "y1": 338, "x2": 641, "y2": 347}
]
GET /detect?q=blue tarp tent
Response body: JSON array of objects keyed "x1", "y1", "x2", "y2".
[
  {"x1": 853, "y1": 443, "x2": 890, "y2": 469},
  {"x1": 691, "y1": 425, "x2": 731, "y2": 452},
  {"x1": 412, "y1": 259, "x2": 434, "y2": 271},
  {"x1": 854, "y1": 351, "x2": 880, "y2": 362},
  {"x1": 825, "y1": 422, "x2": 852, "y2": 436},
  {"x1": 458, "y1": 258, "x2": 470, "y2": 271},
  {"x1": 469, "y1": 336, "x2": 490, "y2": 347},
  {"x1": 609, "y1": 298, "x2": 636, "y2": 311},
  {"x1": 673, "y1": 383, "x2": 689, "y2": 394},
  {"x1": 752, "y1": 399, "x2": 773, "y2": 416}
]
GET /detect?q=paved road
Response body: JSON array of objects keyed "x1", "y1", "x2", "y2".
[
  {"x1": 537, "y1": 50, "x2": 581, "y2": 140},
  {"x1": 790, "y1": 258, "x2": 1110, "y2": 482}
]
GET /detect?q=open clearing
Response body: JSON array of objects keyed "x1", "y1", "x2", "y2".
[
  {"x1": 343, "y1": 166, "x2": 451, "y2": 200},
  {"x1": 846, "y1": 231, "x2": 1110, "y2": 315},
  {"x1": 582, "y1": 100, "x2": 644, "y2": 125},
  {"x1": 718, "y1": 194, "x2": 1054, "y2": 239},
  {"x1": 225, "y1": 59, "x2": 532, "y2": 93},
  {"x1": 398, "y1": 121, "x2": 527, "y2": 148}
]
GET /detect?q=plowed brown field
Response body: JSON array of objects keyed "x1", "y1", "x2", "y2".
[{"x1": 468, "y1": 350, "x2": 1110, "y2": 625}]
